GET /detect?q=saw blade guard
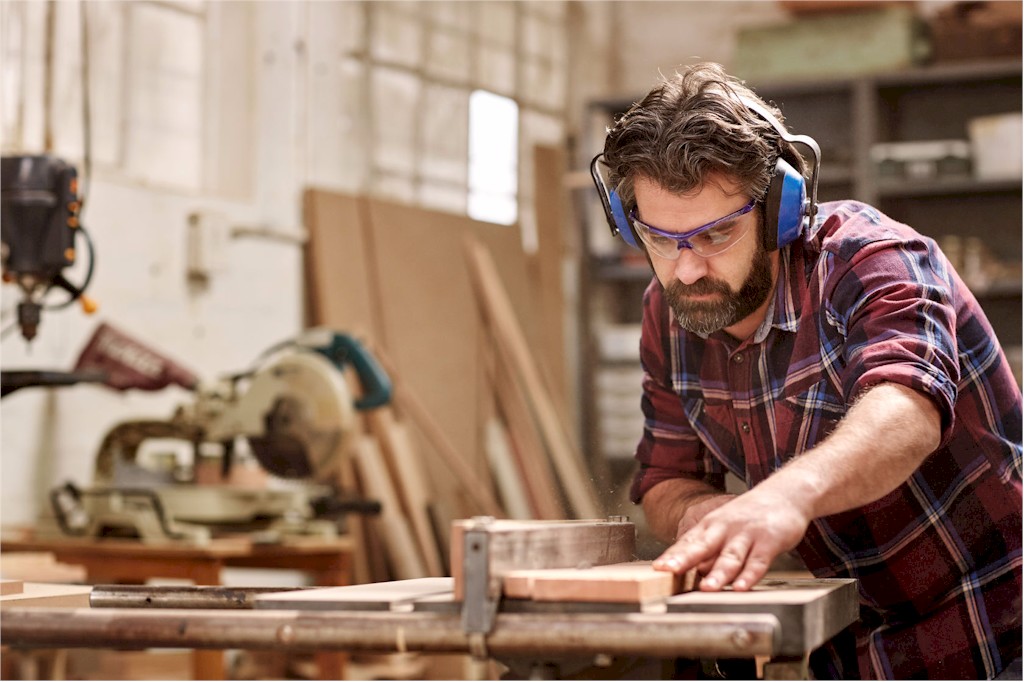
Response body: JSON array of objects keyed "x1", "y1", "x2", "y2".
[
  {"x1": 240, "y1": 351, "x2": 357, "y2": 482},
  {"x1": 237, "y1": 333, "x2": 392, "y2": 483}
]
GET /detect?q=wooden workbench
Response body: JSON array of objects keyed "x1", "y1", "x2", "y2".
[
  {"x1": 1, "y1": 575, "x2": 859, "y2": 680},
  {"x1": 1, "y1": 531, "x2": 355, "y2": 679}
]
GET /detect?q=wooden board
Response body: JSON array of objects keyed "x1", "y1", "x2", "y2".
[
  {"x1": 531, "y1": 144, "x2": 572, "y2": 422},
  {"x1": 0, "y1": 579, "x2": 24, "y2": 595},
  {"x1": 666, "y1": 577, "x2": 859, "y2": 656},
  {"x1": 491, "y1": 341, "x2": 566, "y2": 520},
  {"x1": 485, "y1": 418, "x2": 532, "y2": 520},
  {"x1": 366, "y1": 408, "x2": 445, "y2": 576},
  {"x1": 465, "y1": 238, "x2": 601, "y2": 519},
  {"x1": 383, "y1": 373, "x2": 503, "y2": 519},
  {"x1": 450, "y1": 519, "x2": 636, "y2": 600},
  {"x1": 503, "y1": 561, "x2": 695, "y2": 603},
  {"x1": 0, "y1": 551, "x2": 88, "y2": 583},
  {"x1": 354, "y1": 435, "x2": 428, "y2": 580},
  {"x1": 253, "y1": 578, "x2": 453, "y2": 612},
  {"x1": 0, "y1": 582, "x2": 91, "y2": 610}
]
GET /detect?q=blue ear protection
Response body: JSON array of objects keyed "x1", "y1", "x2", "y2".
[{"x1": 591, "y1": 96, "x2": 821, "y2": 253}]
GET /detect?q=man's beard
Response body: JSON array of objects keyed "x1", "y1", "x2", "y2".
[{"x1": 664, "y1": 247, "x2": 774, "y2": 335}]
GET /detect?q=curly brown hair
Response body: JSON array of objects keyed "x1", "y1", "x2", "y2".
[{"x1": 602, "y1": 62, "x2": 805, "y2": 214}]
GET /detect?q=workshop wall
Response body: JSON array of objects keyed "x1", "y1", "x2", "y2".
[{"x1": 0, "y1": 0, "x2": 579, "y2": 527}]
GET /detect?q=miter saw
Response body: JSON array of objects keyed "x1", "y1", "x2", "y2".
[{"x1": 41, "y1": 330, "x2": 390, "y2": 544}]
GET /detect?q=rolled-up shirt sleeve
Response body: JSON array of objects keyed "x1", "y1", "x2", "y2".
[
  {"x1": 630, "y1": 281, "x2": 725, "y2": 504},
  {"x1": 824, "y1": 235, "x2": 960, "y2": 446}
]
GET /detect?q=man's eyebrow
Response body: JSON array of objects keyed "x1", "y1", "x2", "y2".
[{"x1": 708, "y1": 217, "x2": 740, "y2": 231}]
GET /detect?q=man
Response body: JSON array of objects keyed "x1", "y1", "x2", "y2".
[{"x1": 593, "y1": 62, "x2": 1022, "y2": 679}]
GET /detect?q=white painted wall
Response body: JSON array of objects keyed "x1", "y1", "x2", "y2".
[
  {"x1": 1, "y1": 1, "x2": 309, "y2": 526},
  {"x1": 1, "y1": 0, "x2": 576, "y2": 527}
]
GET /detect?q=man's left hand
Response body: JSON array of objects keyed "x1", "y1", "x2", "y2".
[{"x1": 651, "y1": 488, "x2": 812, "y2": 591}]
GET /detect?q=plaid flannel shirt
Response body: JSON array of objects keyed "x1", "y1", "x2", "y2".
[{"x1": 630, "y1": 201, "x2": 1022, "y2": 679}]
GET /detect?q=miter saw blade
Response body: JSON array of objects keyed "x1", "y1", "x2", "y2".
[{"x1": 238, "y1": 351, "x2": 356, "y2": 482}]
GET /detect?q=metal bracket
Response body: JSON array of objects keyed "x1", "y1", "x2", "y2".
[{"x1": 460, "y1": 516, "x2": 499, "y2": 658}]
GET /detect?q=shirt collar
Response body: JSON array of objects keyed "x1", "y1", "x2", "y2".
[{"x1": 767, "y1": 243, "x2": 802, "y2": 336}]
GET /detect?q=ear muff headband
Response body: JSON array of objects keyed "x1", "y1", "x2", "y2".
[
  {"x1": 608, "y1": 189, "x2": 639, "y2": 249},
  {"x1": 738, "y1": 96, "x2": 821, "y2": 250},
  {"x1": 594, "y1": 96, "x2": 822, "y2": 253},
  {"x1": 589, "y1": 153, "x2": 639, "y2": 249}
]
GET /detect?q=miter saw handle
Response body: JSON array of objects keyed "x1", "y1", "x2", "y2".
[{"x1": 314, "y1": 333, "x2": 392, "y2": 410}]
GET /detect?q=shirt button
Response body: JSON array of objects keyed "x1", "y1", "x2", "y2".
[
  {"x1": 733, "y1": 354, "x2": 744, "y2": 363},
  {"x1": 741, "y1": 422, "x2": 751, "y2": 434}
]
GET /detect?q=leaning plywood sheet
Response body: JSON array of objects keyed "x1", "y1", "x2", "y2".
[
  {"x1": 504, "y1": 561, "x2": 695, "y2": 603},
  {"x1": 253, "y1": 578, "x2": 453, "y2": 612},
  {"x1": 0, "y1": 582, "x2": 92, "y2": 610},
  {"x1": 450, "y1": 519, "x2": 636, "y2": 600},
  {"x1": 666, "y1": 577, "x2": 859, "y2": 656},
  {"x1": 367, "y1": 198, "x2": 538, "y2": 520},
  {"x1": 303, "y1": 189, "x2": 382, "y2": 342}
]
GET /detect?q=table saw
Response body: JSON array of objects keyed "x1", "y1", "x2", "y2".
[{"x1": 1, "y1": 518, "x2": 859, "y2": 680}]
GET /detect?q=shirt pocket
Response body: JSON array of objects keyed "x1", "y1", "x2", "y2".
[{"x1": 776, "y1": 376, "x2": 848, "y2": 458}]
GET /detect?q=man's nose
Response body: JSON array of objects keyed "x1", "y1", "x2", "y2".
[{"x1": 673, "y1": 248, "x2": 708, "y2": 285}]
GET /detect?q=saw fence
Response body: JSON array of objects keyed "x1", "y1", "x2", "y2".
[{"x1": 305, "y1": 146, "x2": 606, "y2": 582}]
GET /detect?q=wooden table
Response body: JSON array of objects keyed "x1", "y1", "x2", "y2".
[
  {"x1": 1, "y1": 532, "x2": 355, "y2": 680},
  {"x1": 1, "y1": 576, "x2": 859, "y2": 680}
]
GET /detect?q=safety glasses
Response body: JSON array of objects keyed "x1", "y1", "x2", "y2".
[{"x1": 629, "y1": 199, "x2": 756, "y2": 259}]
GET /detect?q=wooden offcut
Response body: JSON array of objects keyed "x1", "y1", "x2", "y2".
[
  {"x1": 503, "y1": 561, "x2": 695, "y2": 603},
  {"x1": 0, "y1": 582, "x2": 91, "y2": 610},
  {"x1": 0, "y1": 579, "x2": 24, "y2": 596}
]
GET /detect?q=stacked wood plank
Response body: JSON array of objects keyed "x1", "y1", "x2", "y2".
[{"x1": 303, "y1": 168, "x2": 603, "y2": 581}]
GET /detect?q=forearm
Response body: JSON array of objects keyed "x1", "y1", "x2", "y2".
[
  {"x1": 757, "y1": 382, "x2": 942, "y2": 519},
  {"x1": 642, "y1": 476, "x2": 730, "y2": 543}
]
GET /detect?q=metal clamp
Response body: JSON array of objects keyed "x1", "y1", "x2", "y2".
[{"x1": 460, "y1": 516, "x2": 499, "y2": 658}]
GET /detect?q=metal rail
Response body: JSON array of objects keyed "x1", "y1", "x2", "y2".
[
  {"x1": 2, "y1": 608, "x2": 780, "y2": 659},
  {"x1": 89, "y1": 585, "x2": 313, "y2": 610}
]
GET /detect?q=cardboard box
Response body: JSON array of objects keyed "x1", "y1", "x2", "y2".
[
  {"x1": 968, "y1": 113, "x2": 1023, "y2": 181},
  {"x1": 930, "y1": 2, "x2": 1022, "y2": 63}
]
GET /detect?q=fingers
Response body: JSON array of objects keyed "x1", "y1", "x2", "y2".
[
  {"x1": 652, "y1": 523, "x2": 726, "y2": 574},
  {"x1": 731, "y1": 551, "x2": 773, "y2": 591},
  {"x1": 698, "y1": 535, "x2": 752, "y2": 591},
  {"x1": 654, "y1": 525, "x2": 772, "y2": 592}
]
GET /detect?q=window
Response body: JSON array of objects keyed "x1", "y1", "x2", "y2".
[{"x1": 467, "y1": 89, "x2": 518, "y2": 225}]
